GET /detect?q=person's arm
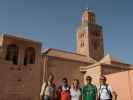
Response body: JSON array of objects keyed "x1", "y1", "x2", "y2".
[
  {"x1": 53, "y1": 84, "x2": 58, "y2": 99},
  {"x1": 79, "y1": 87, "x2": 82, "y2": 100},
  {"x1": 79, "y1": 95, "x2": 82, "y2": 100},
  {"x1": 40, "y1": 83, "x2": 46, "y2": 96},
  {"x1": 112, "y1": 91, "x2": 117, "y2": 100},
  {"x1": 69, "y1": 87, "x2": 72, "y2": 100},
  {"x1": 95, "y1": 86, "x2": 98, "y2": 100},
  {"x1": 96, "y1": 86, "x2": 100, "y2": 100},
  {"x1": 56, "y1": 86, "x2": 62, "y2": 100},
  {"x1": 96, "y1": 91, "x2": 99, "y2": 100},
  {"x1": 108, "y1": 85, "x2": 117, "y2": 100},
  {"x1": 81, "y1": 86, "x2": 84, "y2": 100}
]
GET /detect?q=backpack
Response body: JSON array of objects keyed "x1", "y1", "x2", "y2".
[
  {"x1": 99, "y1": 84, "x2": 112, "y2": 100},
  {"x1": 42, "y1": 81, "x2": 56, "y2": 99},
  {"x1": 44, "y1": 81, "x2": 56, "y2": 91}
]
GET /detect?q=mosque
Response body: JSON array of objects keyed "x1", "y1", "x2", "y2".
[{"x1": 0, "y1": 9, "x2": 132, "y2": 100}]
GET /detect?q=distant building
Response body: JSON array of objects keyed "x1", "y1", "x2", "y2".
[{"x1": 0, "y1": 9, "x2": 132, "y2": 100}]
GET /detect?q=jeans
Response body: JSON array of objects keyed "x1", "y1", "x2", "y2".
[{"x1": 44, "y1": 96, "x2": 51, "y2": 100}]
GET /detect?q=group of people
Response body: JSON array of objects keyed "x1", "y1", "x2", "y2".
[{"x1": 40, "y1": 74, "x2": 117, "y2": 100}]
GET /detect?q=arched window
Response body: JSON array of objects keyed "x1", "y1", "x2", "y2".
[
  {"x1": 24, "y1": 47, "x2": 35, "y2": 65},
  {"x1": 80, "y1": 41, "x2": 84, "y2": 47},
  {"x1": 93, "y1": 39, "x2": 100, "y2": 50},
  {"x1": 6, "y1": 44, "x2": 19, "y2": 65}
]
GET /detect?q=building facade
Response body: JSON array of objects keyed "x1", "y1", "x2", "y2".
[
  {"x1": 0, "y1": 9, "x2": 132, "y2": 100},
  {"x1": 0, "y1": 34, "x2": 42, "y2": 100}
]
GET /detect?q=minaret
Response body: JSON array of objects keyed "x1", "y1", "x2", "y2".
[{"x1": 76, "y1": 9, "x2": 104, "y2": 61}]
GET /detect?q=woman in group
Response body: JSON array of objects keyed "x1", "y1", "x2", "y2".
[{"x1": 70, "y1": 79, "x2": 82, "y2": 100}]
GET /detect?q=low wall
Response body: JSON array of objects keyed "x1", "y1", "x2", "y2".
[
  {"x1": 106, "y1": 70, "x2": 133, "y2": 100},
  {"x1": 0, "y1": 60, "x2": 42, "y2": 100}
]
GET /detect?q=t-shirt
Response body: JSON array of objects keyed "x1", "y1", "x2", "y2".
[
  {"x1": 82, "y1": 84, "x2": 97, "y2": 100},
  {"x1": 40, "y1": 82, "x2": 56, "y2": 98},
  {"x1": 61, "y1": 86, "x2": 71, "y2": 100},
  {"x1": 99, "y1": 85, "x2": 112, "y2": 99},
  {"x1": 45, "y1": 85, "x2": 55, "y2": 97},
  {"x1": 61, "y1": 91, "x2": 71, "y2": 100},
  {"x1": 70, "y1": 88, "x2": 81, "y2": 100}
]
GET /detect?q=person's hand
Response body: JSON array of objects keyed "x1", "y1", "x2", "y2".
[{"x1": 112, "y1": 91, "x2": 117, "y2": 100}]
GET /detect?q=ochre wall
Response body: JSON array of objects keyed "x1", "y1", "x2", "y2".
[
  {"x1": 46, "y1": 56, "x2": 88, "y2": 86},
  {"x1": 0, "y1": 35, "x2": 42, "y2": 100},
  {"x1": 0, "y1": 60, "x2": 42, "y2": 100},
  {"x1": 106, "y1": 70, "x2": 133, "y2": 100},
  {"x1": 102, "y1": 66, "x2": 128, "y2": 75},
  {"x1": 84, "y1": 65, "x2": 101, "y2": 87}
]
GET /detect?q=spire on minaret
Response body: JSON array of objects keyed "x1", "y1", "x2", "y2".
[{"x1": 82, "y1": 8, "x2": 96, "y2": 24}]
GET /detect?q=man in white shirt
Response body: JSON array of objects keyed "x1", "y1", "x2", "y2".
[
  {"x1": 40, "y1": 74, "x2": 56, "y2": 100},
  {"x1": 98, "y1": 76, "x2": 117, "y2": 100}
]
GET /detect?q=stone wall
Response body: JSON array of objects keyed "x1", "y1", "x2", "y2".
[
  {"x1": 44, "y1": 56, "x2": 88, "y2": 86},
  {"x1": 0, "y1": 60, "x2": 42, "y2": 100},
  {"x1": 84, "y1": 65, "x2": 101, "y2": 87},
  {"x1": 0, "y1": 35, "x2": 42, "y2": 100},
  {"x1": 102, "y1": 65, "x2": 129, "y2": 75}
]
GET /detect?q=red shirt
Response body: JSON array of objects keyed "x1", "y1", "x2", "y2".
[{"x1": 61, "y1": 90, "x2": 71, "y2": 100}]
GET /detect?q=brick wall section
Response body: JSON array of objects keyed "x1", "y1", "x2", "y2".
[{"x1": 0, "y1": 60, "x2": 42, "y2": 100}]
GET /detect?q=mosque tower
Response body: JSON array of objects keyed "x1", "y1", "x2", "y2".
[{"x1": 76, "y1": 9, "x2": 104, "y2": 61}]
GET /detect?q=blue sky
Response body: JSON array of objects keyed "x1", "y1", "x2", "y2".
[{"x1": 0, "y1": 0, "x2": 133, "y2": 63}]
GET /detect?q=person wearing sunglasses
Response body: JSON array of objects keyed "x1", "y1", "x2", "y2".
[{"x1": 82, "y1": 76, "x2": 97, "y2": 100}]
